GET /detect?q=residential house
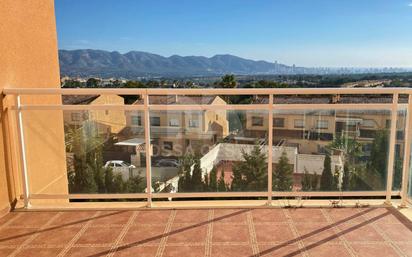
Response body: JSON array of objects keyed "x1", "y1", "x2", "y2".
[
  {"x1": 62, "y1": 94, "x2": 127, "y2": 135},
  {"x1": 123, "y1": 95, "x2": 229, "y2": 159}
]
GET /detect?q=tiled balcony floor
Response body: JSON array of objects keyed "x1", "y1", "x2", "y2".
[{"x1": 0, "y1": 207, "x2": 412, "y2": 257}]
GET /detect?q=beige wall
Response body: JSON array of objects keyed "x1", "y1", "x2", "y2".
[
  {"x1": 0, "y1": 0, "x2": 67, "y2": 211},
  {"x1": 64, "y1": 95, "x2": 127, "y2": 134}
]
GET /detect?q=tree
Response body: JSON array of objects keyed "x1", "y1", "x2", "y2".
[
  {"x1": 273, "y1": 151, "x2": 293, "y2": 191},
  {"x1": 66, "y1": 122, "x2": 144, "y2": 195},
  {"x1": 217, "y1": 169, "x2": 227, "y2": 192},
  {"x1": 209, "y1": 167, "x2": 218, "y2": 192},
  {"x1": 191, "y1": 157, "x2": 204, "y2": 192},
  {"x1": 86, "y1": 78, "x2": 100, "y2": 88},
  {"x1": 333, "y1": 167, "x2": 341, "y2": 191},
  {"x1": 68, "y1": 156, "x2": 97, "y2": 193},
  {"x1": 367, "y1": 130, "x2": 389, "y2": 186},
  {"x1": 320, "y1": 154, "x2": 333, "y2": 191},
  {"x1": 231, "y1": 145, "x2": 268, "y2": 191},
  {"x1": 217, "y1": 74, "x2": 237, "y2": 88},
  {"x1": 310, "y1": 173, "x2": 319, "y2": 191},
  {"x1": 301, "y1": 169, "x2": 312, "y2": 191},
  {"x1": 342, "y1": 163, "x2": 350, "y2": 191},
  {"x1": 127, "y1": 175, "x2": 145, "y2": 193},
  {"x1": 328, "y1": 136, "x2": 362, "y2": 164},
  {"x1": 177, "y1": 154, "x2": 197, "y2": 192},
  {"x1": 124, "y1": 80, "x2": 146, "y2": 88}
]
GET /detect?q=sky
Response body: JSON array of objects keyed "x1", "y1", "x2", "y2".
[{"x1": 55, "y1": 0, "x2": 412, "y2": 68}]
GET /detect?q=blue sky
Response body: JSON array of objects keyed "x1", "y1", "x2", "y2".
[{"x1": 55, "y1": 0, "x2": 412, "y2": 67}]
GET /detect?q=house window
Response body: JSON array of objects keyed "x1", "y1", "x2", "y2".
[
  {"x1": 71, "y1": 113, "x2": 81, "y2": 122},
  {"x1": 131, "y1": 115, "x2": 142, "y2": 126},
  {"x1": 169, "y1": 118, "x2": 179, "y2": 127},
  {"x1": 189, "y1": 119, "x2": 199, "y2": 128},
  {"x1": 150, "y1": 117, "x2": 161, "y2": 126},
  {"x1": 252, "y1": 116, "x2": 264, "y2": 126},
  {"x1": 163, "y1": 141, "x2": 173, "y2": 150},
  {"x1": 105, "y1": 110, "x2": 109, "y2": 115},
  {"x1": 386, "y1": 120, "x2": 391, "y2": 129},
  {"x1": 294, "y1": 119, "x2": 304, "y2": 128},
  {"x1": 362, "y1": 119, "x2": 375, "y2": 128},
  {"x1": 316, "y1": 120, "x2": 328, "y2": 129},
  {"x1": 273, "y1": 118, "x2": 285, "y2": 128}
]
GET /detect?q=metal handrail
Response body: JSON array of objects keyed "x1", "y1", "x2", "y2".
[{"x1": 3, "y1": 87, "x2": 412, "y2": 95}]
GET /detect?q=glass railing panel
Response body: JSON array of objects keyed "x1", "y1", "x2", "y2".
[
  {"x1": 274, "y1": 94, "x2": 393, "y2": 104},
  {"x1": 148, "y1": 95, "x2": 268, "y2": 105},
  {"x1": 61, "y1": 94, "x2": 142, "y2": 105},
  {"x1": 272, "y1": 109, "x2": 391, "y2": 192},
  {"x1": 393, "y1": 108, "x2": 407, "y2": 190},
  {"x1": 150, "y1": 109, "x2": 268, "y2": 194},
  {"x1": 63, "y1": 109, "x2": 147, "y2": 195},
  {"x1": 20, "y1": 109, "x2": 69, "y2": 198}
]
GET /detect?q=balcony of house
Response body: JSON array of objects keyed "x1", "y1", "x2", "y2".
[{"x1": 1, "y1": 88, "x2": 412, "y2": 256}]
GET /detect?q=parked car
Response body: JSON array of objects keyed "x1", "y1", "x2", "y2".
[
  {"x1": 104, "y1": 160, "x2": 136, "y2": 180},
  {"x1": 154, "y1": 159, "x2": 179, "y2": 167}
]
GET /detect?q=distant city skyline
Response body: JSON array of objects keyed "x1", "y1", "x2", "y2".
[{"x1": 55, "y1": 0, "x2": 412, "y2": 68}]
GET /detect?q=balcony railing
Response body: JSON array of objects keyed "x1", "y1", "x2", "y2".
[{"x1": 2, "y1": 87, "x2": 412, "y2": 209}]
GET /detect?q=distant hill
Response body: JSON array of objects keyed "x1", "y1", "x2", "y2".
[
  {"x1": 59, "y1": 49, "x2": 412, "y2": 78},
  {"x1": 59, "y1": 49, "x2": 303, "y2": 78}
]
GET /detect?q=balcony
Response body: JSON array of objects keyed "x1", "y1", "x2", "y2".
[{"x1": 1, "y1": 88, "x2": 412, "y2": 256}]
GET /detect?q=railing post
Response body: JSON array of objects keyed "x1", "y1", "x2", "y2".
[
  {"x1": 15, "y1": 95, "x2": 30, "y2": 208},
  {"x1": 385, "y1": 93, "x2": 399, "y2": 205},
  {"x1": 267, "y1": 94, "x2": 273, "y2": 205},
  {"x1": 400, "y1": 94, "x2": 412, "y2": 207},
  {"x1": 143, "y1": 92, "x2": 152, "y2": 207}
]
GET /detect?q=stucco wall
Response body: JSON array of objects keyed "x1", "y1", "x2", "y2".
[{"x1": 0, "y1": 0, "x2": 67, "y2": 211}]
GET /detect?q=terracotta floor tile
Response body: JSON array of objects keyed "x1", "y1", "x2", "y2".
[
  {"x1": 254, "y1": 224, "x2": 295, "y2": 243},
  {"x1": 350, "y1": 244, "x2": 399, "y2": 257},
  {"x1": 251, "y1": 209, "x2": 287, "y2": 223},
  {"x1": 0, "y1": 228, "x2": 37, "y2": 246},
  {"x1": 306, "y1": 244, "x2": 351, "y2": 257},
  {"x1": 30, "y1": 226, "x2": 82, "y2": 245},
  {"x1": 49, "y1": 211, "x2": 97, "y2": 227},
  {"x1": 15, "y1": 248, "x2": 62, "y2": 257},
  {"x1": 363, "y1": 208, "x2": 403, "y2": 224},
  {"x1": 173, "y1": 209, "x2": 209, "y2": 223},
  {"x1": 295, "y1": 222, "x2": 341, "y2": 244},
  {"x1": 121, "y1": 225, "x2": 166, "y2": 245},
  {"x1": 211, "y1": 245, "x2": 253, "y2": 257},
  {"x1": 0, "y1": 213, "x2": 19, "y2": 226},
  {"x1": 258, "y1": 244, "x2": 304, "y2": 257},
  {"x1": 324, "y1": 208, "x2": 366, "y2": 224},
  {"x1": 213, "y1": 209, "x2": 248, "y2": 224},
  {"x1": 65, "y1": 246, "x2": 111, "y2": 257},
  {"x1": 167, "y1": 223, "x2": 207, "y2": 243},
  {"x1": 75, "y1": 226, "x2": 123, "y2": 245},
  {"x1": 163, "y1": 245, "x2": 205, "y2": 257},
  {"x1": 8, "y1": 212, "x2": 59, "y2": 227},
  {"x1": 212, "y1": 224, "x2": 250, "y2": 243},
  {"x1": 114, "y1": 246, "x2": 158, "y2": 257},
  {"x1": 396, "y1": 243, "x2": 412, "y2": 257},
  {"x1": 379, "y1": 223, "x2": 412, "y2": 242},
  {"x1": 0, "y1": 207, "x2": 409, "y2": 257},
  {"x1": 91, "y1": 211, "x2": 134, "y2": 226},
  {"x1": 0, "y1": 248, "x2": 16, "y2": 257},
  {"x1": 134, "y1": 210, "x2": 171, "y2": 225},
  {"x1": 338, "y1": 223, "x2": 384, "y2": 242},
  {"x1": 288, "y1": 209, "x2": 328, "y2": 223}
]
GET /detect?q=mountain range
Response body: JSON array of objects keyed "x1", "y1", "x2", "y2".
[
  {"x1": 59, "y1": 49, "x2": 411, "y2": 78},
  {"x1": 59, "y1": 49, "x2": 308, "y2": 78}
]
